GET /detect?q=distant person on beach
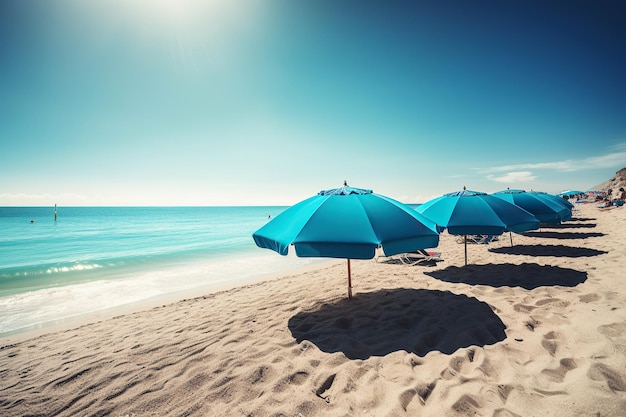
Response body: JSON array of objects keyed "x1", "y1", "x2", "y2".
[
  {"x1": 614, "y1": 187, "x2": 626, "y2": 207},
  {"x1": 598, "y1": 189, "x2": 614, "y2": 209}
]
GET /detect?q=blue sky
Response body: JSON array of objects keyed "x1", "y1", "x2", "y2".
[{"x1": 1, "y1": 0, "x2": 625, "y2": 206}]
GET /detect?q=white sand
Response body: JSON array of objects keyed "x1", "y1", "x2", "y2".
[{"x1": 1, "y1": 203, "x2": 625, "y2": 416}]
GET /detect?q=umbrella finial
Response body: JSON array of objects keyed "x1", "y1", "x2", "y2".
[
  {"x1": 344, "y1": 180, "x2": 348, "y2": 186},
  {"x1": 463, "y1": 186, "x2": 466, "y2": 190}
]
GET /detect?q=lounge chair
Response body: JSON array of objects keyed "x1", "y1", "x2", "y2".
[
  {"x1": 397, "y1": 249, "x2": 442, "y2": 265},
  {"x1": 455, "y1": 235, "x2": 498, "y2": 244},
  {"x1": 375, "y1": 247, "x2": 442, "y2": 265}
]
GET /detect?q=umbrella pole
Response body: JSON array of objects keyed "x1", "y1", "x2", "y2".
[
  {"x1": 464, "y1": 235, "x2": 468, "y2": 266},
  {"x1": 510, "y1": 231, "x2": 513, "y2": 246},
  {"x1": 347, "y1": 259, "x2": 353, "y2": 300}
]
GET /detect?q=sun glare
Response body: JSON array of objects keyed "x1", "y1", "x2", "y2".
[
  {"x1": 152, "y1": 0, "x2": 197, "y2": 23},
  {"x1": 133, "y1": 0, "x2": 242, "y2": 28}
]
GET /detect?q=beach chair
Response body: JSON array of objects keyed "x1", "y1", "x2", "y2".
[
  {"x1": 397, "y1": 249, "x2": 442, "y2": 265},
  {"x1": 455, "y1": 235, "x2": 498, "y2": 244},
  {"x1": 374, "y1": 247, "x2": 442, "y2": 265}
]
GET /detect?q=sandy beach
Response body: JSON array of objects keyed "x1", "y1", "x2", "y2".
[{"x1": 1, "y1": 202, "x2": 625, "y2": 416}]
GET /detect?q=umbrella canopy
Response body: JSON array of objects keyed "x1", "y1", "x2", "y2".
[
  {"x1": 415, "y1": 188, "x2": 540, "y2": 265},
  {"x1": 492, "y1": 189, "x2": 571, "y2": 224},
  {"x1": 527, "y1": 191, "x2": 574, "y2": 219},
  {"x1": 416, "y1": 189, "x2": 540, "y2": 235},
  {"x1": 558, "y1": 190, "x2": 585, "y2": 197},
  {"x1": 253, "y1": 184, "x2": 440, "y2": 299}
]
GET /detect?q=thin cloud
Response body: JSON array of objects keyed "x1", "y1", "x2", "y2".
[
  {"x1": 487, "y1": 171, "x2": 537, "y2": 183},
  {"x1": 480, "y1": 161, "x2": 576, "y2": 173},
  {"x1": 610, "y1": 141, "x2": 626, "y2": 151},
  {"x1": 481, "y1": 150, "x2": 626, "y2": 174},
  {"x1": 584, "y1": 151, "x2": 626, "y2": 167}
]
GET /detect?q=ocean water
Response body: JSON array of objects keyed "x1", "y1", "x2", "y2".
[{"x1": 0, "y1": 206, "x2": 324, "y2": 336}]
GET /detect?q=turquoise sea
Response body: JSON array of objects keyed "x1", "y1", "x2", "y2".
[{"x1": 0, "y1": 206, "x2": 324, "y2": 336}]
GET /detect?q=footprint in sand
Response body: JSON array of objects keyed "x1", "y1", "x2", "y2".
[
  {"x1": 272, "y1": 370, "x2": 310, "y2": 393},
  {"x1": 495, "y1": 385, "x2": 515, "y2": 403},
  {"x1": 247, "y1": 365, "x2": 273, "y2": 385},
  {"x1": 597, "y1": 322, "x2": 626, "y2": 343},
  {"x1": 541, "y1": 331, "x2": 561, "y2": 356},
  {"x1": 398, "y1": 388, "x2": 417, "y2": 411},
  {"x1": 451, "y1": 394, "x2": 483, "y2": 416},
  {"x1": 441, "y1": 348, "x2": 481, "y2": 380},
  {"x1": 541, "y1": 358, "x2": 577, "y2": 382},
  {"x1": 587, "y1": 363, "x2": 626, "y2": 392},
  {"x1": 513, "y1": 303, "x2": 536, "y2": 313},
  {"x1": 524, "y1": 317, "x2": 540, "y2": 332},
  {"x1": 493, "y1": 409, "x2": 522, "y2": 417},
  {"x1": 479, "y1": 383, "x2": 517, "y2": 407},
  {"x1": 315, "y1": 373, "x2": 336, "y2": 403},
  {"x1": 535, "y1": 298, "x2": 571, "y2": 309},
  {"x1": 579, "y1": 293, "x2": 601, "y2": 303},
  {"x1": 414, "y1": 380, "x2": 437, "y2": 405}
]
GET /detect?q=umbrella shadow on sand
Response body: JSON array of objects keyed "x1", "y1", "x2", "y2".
[
  {"x1": 489, "y1": 244, "x2": 607, "y2": 258},
  {"x1": 521, "y1": 231, "x2": 605, "y2": 239},
  {"x1": 569, "y1": 217, "x2": 596, "y2": 222},
  {"x1": 288, "y1": 289, "x2": 506, "y2": 360},
  {"x1": 424, "y1": 263, "x2": 587, "y2": 289},
  {"x1": 539, "y1": 223, "x2": 597, "y2": 229}
]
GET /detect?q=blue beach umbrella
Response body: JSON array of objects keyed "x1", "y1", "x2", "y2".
[
  {"x1": 528, "y1": 191, "x2": 574, "y2": 219},
  {"x1": 416, "y1": 188, "x2": 540, "y2": 265},
  {"x1": 558, "y1": 190, "x2": 585, "y2": 197},
  {"x1": 492, "y1": 189, "x2": 572, "y2": 224},
  {"x1": 253, "y1": 183, "x2": 440, "y2": 299}
]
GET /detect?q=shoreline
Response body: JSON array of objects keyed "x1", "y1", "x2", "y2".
[
  {"x1": 2, "y1": 203, "x2": 625, "y2": 416},
  {"x1": 0, "y1": 258, "x2": 341, "y2": 345}
]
